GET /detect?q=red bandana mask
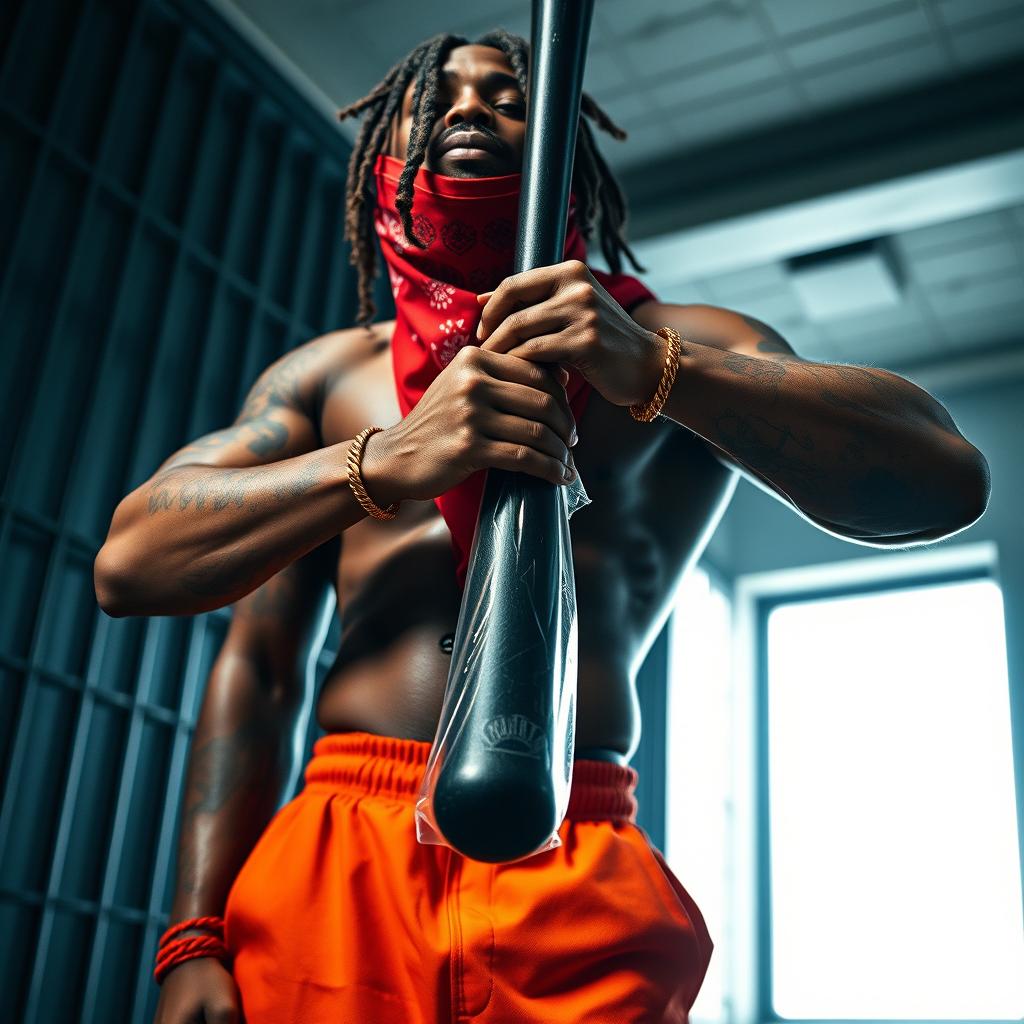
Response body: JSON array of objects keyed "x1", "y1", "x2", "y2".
[{"x1": 373, "y1": 151, "x2": 658, "y2": 589}]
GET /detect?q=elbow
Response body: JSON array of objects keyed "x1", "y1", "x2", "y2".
[
  {"x1": 911, "y1": 445, "x2": 991, "y2": 544},
  {"x1": 94, "y1": 543, "x2": 137, "y2": 618},
  {"x1": 950, "y1": 442, "x2": 991, "y2": 532}
]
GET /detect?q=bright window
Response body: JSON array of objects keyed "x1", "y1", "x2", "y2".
[
  {"x1": 765, "y1": 576, "x2": 1023, "y2": 1019},
  {"x1": 667, "y1": 564, "x2": 733, "y2": 1024}
]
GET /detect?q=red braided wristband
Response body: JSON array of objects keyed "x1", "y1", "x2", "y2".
[
  {"x1": 158, "y1": 915, "x2": 225, "y2": 948},
  {"x1": 154, "y1": 915, "x2": 229, "y2": 985},
  {"x1": 154, "y1": 934, "x2": 229, "y2": 985}
]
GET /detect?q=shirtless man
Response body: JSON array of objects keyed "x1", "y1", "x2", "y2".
[{"x1": 94, "y1": 32, "x2": 990, "y2": 1024}]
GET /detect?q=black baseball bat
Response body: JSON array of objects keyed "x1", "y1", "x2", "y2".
[{"x1": 426, "y1": 0, "x2": 596, "y2": 863}]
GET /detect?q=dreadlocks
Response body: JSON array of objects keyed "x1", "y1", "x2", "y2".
[{"x1": 335, "y1": 28, "x2": 647, "y2": 329}]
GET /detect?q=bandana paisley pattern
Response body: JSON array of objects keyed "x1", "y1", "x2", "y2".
[{"x1": 373, "y1": 152, "x2": 658, "y2": 589}]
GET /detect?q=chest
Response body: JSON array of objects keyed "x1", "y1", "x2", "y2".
[{"x1": 320, "y1": 339, "x2": 731, "y2": 598}]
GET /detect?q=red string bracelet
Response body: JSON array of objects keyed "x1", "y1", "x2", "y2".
[{"x1": 153, "y1": 915, "x2": 230, "y2": 985}]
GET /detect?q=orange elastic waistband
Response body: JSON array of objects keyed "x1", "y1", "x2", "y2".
[{"x1": 303, "y1": 731, "x2": 639, "y2": 823}]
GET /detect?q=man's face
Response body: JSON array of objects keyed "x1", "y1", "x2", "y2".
[{"x1": 385, "y1": 44, "x2": 526, "y2": 178}]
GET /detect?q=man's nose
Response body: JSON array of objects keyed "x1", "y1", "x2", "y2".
[{"x1": 441, "y1": 91, "x2": 493, "y2": 130}]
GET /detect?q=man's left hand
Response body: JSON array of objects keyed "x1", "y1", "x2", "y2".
[{"x1": 475, "y1": 259, "x2": 665, "y2": 408}]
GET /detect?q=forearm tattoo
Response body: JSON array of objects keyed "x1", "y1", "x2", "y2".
[
  {"x1": 711, "y1": 317, "x2": 969, "y2": 533},
  {"x1": 177, "y1": 712, "x2": 284, "y2": 897},
  {"x1": 146, "y1": 460, "x2": 322, "y2": 514}
]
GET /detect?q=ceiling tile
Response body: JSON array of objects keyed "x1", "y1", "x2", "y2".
[
  {"x1": 932, "y1": 303, "x2": 1024, "y2": 350},
  {"x1": 581, "y1": 45, "x2": 633, "y2": 101},
  {"x1": 800, "y1": 36, "x2": 946, "y2": 108},
  {"x1": 621, "y1": 10, "x2": 764, "y2": 80},
  {"x1": 925, "y1": 270, "x2": 1024, "y2": 319},
  {"x1": 792, "y1": 325, "x2": 846, "y2": 361},
  {"x1": 600, "y1": 0, "x2": 753, "y2": 42},
  {"x1": 895, "y1": 210, "x2": 1010, "y2": 255},
  {"x1": 716, "y1": 286, "x2": 807, "y2": 328},
  {"x1": 783, "y1": 5, "x2": 932, "y2": 70},
  {"x1": 671, "y1": 80, "x2": 800, "y2": 148},
  {"x1": 762, "y1": 0, "x2": 911, "y2": 38},
  {"x1": 832, "y1": 326, "x2": 942, "y2": 365},
  {"x1": 946, "y1": 7, "x2": 1024, "y2": 65},
  {"x1": 650, "y1": 51, "x2": 784, "y2": 111},
  {"x1": 912, "y1": 239, "x2": 1019, "y2": 287},
  {"x1": 935, "y1": 0, "x2": 1024, "y2": 29},
  {"x1": 592, "y1": 88, "x2": 656, "y2": 130},
  {"x1": 819, "y1": 300, "x2": 928, "y2": 340},
  {"x1": 603, "y1": 119, "x2": 683, "y2": 172},
  {"x1": 704, "y1": 262, "x2": 790, "y2": 298}
]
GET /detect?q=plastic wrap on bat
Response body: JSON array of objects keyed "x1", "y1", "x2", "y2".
[
  {"x1": 415, "y1": 469, "x2": 590, "y2": 863},
  {"x1": 414, "y1": 0, "x2": 597, "y2": 863}
]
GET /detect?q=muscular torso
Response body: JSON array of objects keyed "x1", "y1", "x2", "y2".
[{"x1": 312, "y1": 307, "x2": 737, "y2": 759}]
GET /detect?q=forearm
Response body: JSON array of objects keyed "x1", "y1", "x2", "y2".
[
  {"x1": 660, "y1": 342, "x2": 989, "y2": 537},
  {"x1": 97, "y1": 438, "x2": 381, "y2": 616},
  {"x1": 167, "y1": 652, "x2": 300, "y2": 931}
]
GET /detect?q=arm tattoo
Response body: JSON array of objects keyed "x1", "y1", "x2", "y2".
[
  {"x1": 799, "y1": 362, "x2": 963, "y2": 437},
  {"x1": 713, "y1": 408, "x2": 823, "y2": 490},
  {"x1": 722, "y1": 352, "x2": 788, "y2": 401},
  {"x1": 145, "y1": 459, "x2": 323, "y2": 514},
  {"x1": 177, "y1": 712, "x2": 283, "y2": 896}
]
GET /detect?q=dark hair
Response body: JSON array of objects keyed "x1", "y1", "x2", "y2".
[{"x1": 335, "y1": 28, "x2": 646, "y2": 329}]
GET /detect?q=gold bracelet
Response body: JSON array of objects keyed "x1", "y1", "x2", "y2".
[
  {"x1": 347, "y1": 426, "x2": 399, "y2": 521},
  {"x1": 630, "y1": 326, "x2": 682, "y2": 422}
]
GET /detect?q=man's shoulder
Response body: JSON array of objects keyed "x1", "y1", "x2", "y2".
[
  {"x1": 263, "y1": 319, "x2": 397, "y2": 390},
  {"x1": 629, "y1": 300, "x2": 747, "y2": 352},
  {"x1": 628, "y1": 300, "x2": 799, "y2": 360},
  {"x1": 295, "y1": 319, "x2": 397, "y2": 369}
]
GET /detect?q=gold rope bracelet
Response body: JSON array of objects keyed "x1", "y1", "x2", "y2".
[
  {"x1": 629, "y1": 326, "x2": 682, "y2": 422},
  {"x1": 347, "y1": 425, "x2": 400, "y2": 520}
]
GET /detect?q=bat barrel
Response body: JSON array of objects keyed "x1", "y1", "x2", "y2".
[{"x1": 430, "y1": 0, "x2": 596, "y2": 864}]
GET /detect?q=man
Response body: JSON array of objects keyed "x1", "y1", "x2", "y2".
[{"x1": 94, "y1": 29, "x2": 990, "y2": 1024}]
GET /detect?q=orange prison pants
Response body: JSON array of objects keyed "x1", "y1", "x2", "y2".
[{"x1": 224, "y1": 731, "x2": 713, "y2": 1023}]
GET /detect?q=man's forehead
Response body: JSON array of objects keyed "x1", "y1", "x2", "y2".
[{"x1": 401, "y1": 45, "x2": 518, "y2": 99}]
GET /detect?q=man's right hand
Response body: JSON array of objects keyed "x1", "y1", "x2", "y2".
[
  {"x1": 361, "y1": 346, "x2": 579, "y2": 505},
  {"x1": 154, "y1": 957, "x2": 242, "y2": 1024}
]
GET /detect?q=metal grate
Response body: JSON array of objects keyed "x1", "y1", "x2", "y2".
[{"x1": 0, "y1": 0, "x2": 369, "y2": 1018}]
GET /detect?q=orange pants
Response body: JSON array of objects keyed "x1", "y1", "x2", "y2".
[{"x1": 224, "y1": 731, "x2": 713, "y2": 1023}]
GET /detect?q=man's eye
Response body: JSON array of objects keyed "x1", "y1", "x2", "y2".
[{"x1": 496, "y1": 102, "x2": 524, "y2": 113}]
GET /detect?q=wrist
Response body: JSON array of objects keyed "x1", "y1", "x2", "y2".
[
  {"x1": 635, "y1": 329, "x2": 669, "y2": 407},
  {"x1": 358, "y1": 428, "x2": 405, "y2": 510},
  {"x1": 630, "y1": 326, "x2": 682, "y2": 422}
]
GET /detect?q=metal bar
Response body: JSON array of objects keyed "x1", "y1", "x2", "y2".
[
  {"x1": 284, "y1": 152, "x2": 323, "y2": 348},
  {"x1": 322, "y1": 176, "x2": 353, "y2": 330},
  {"x1": 236, "y1": 125, "x2": 294, "y2": 391},
  {"x1": 129, "y1": 612, "x2": 214, "y2": 1020}
]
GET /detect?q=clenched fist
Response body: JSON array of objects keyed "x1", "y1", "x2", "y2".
[{"x1": 360, "y1": 346, "x2": 578, "y2": 506}]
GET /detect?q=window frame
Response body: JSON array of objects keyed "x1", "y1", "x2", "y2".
[{"x1": 731, "y1": 541, "x2": 1015, "y2": 1024}]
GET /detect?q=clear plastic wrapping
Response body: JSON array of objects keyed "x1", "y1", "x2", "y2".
[{"x1": 414, "y1": 469, "x2": 591, "y2": 863}]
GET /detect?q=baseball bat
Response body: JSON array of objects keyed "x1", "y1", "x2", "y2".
[{"x1": 427, "y1": 0, "x2": 596, "y2": 863}]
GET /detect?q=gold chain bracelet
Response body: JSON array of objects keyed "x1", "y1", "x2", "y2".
[
  {"x1": 347, "y1": 426, "x2": 400, "y2": 521},
  {"x1": 630, "y1": 326, "x2": 682, "y2": 423}
]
